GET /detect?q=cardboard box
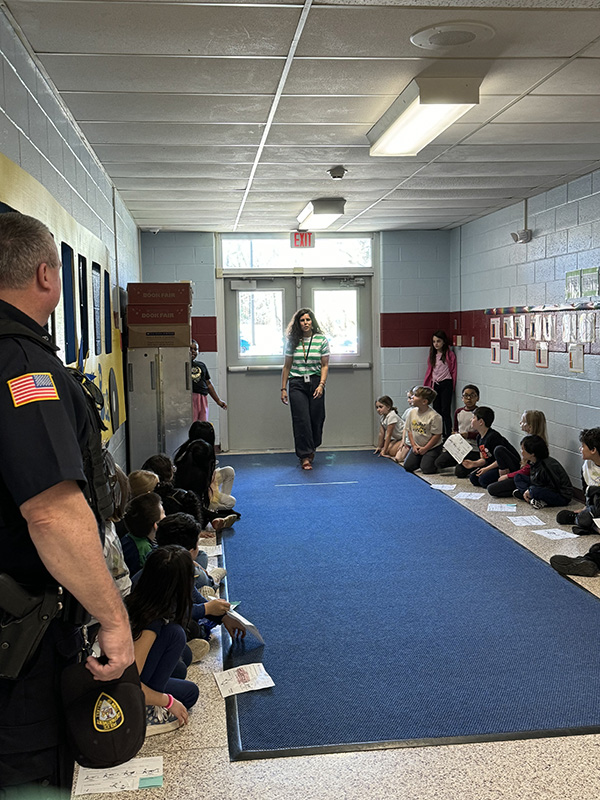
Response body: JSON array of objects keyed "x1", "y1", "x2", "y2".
[
  {"x1": 127, "y1": 282, "x2": 193, "y2": 306},
  {"x1": 127, "y1": 304, "x2": 191, "y2": 326},
  {"x1": 127, "y1": 323, "x2": 191, "y2": 348}
]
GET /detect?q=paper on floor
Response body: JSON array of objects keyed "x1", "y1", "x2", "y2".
[
  {"x1": 74, "y1": 757, "x2": 163, "y2": 794},
  {"x1": 214, "y1": 663, "x2": 274, "y2": 698},
  {"x1": 454, "y1": 492, "x2": 485, "y2": 500},
  {"x1": 430, "y1": 484, "x2": 456, "y2": 491},
  {"x1": 533, "y1": 528, "x2": 581, "y2": 540},
  {"x1": 508, "y1": 515, "x2": 544, "y2": 526},
  {"x1": 487, "y1": 503, "x2": 517, "y2": 512}
]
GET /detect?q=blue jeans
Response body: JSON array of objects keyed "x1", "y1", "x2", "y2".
[
  {"x1": 140, "y1": 623, "x2": 199, "y2": 709},
  {"x1": 513, "y1": 474, "x2": 570, "y2": 507}
]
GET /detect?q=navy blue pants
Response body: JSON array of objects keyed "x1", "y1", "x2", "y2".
[{"x1": 140, "y1": 623, "x2": 199, "y2": 709}]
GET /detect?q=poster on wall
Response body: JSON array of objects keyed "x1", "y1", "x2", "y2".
[
  {"x1": 535, "y1": 341, "x2": 549, "y2": 369},
  {"x1": 503, "y1": 316, "x2": 514, "y2": 339},
  {"x1": 542, "y1": 313, "x2": 555, "y2": 342},
  {"x1": 577, "y1": 311, "x2": 596, "y2": 343},
  {"x1": 562, "y1": 313, "x2": 577, "y2": 343},
  {"x1": 508, "y1": 340, "x2": 520, "y2": 363},
  {"x1": 569, "y1": 344, "x2": 584, "y2": 373},
  {"x1": 514, "y1": 314, "x2": 526, "y2": 340},
  {"x1": 491, "y1": 341, "x2": 501, "y2": 364},
  {"x1": 530, "y1": 313, "x2": 542, "y2": 341},
  {"x1": 490, "y1": 318, "x2": 501, "y2": 340},
  {"x1": 581, "y1": 268, "x2": 599, "y2": 297},
  {"x1": 565, "y1": 270, "x2": 581, "y2": 301}
]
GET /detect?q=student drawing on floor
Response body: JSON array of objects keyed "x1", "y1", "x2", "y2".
[
  {"x1": 511, "y1": 435, "x2": 572, "y2": 510},
  {"x1": 550, "y1": 430, "x2": 600, "y2": 577},
  {"x1": 434, "y1": 384, "x2": 480, "y2": 475},
  {"x1": 403, "y1": 386, "x2": 443, "y2": 475},
  {"x1": 487, "y1": 410, "x2": 548, "y2": 498},
  {"x1": 126, "y1": 545, "x2": 200, "y2": 736},
  {"x1": 394, "y1": 388, "x2": 416, "y2": 465},
  {"x1": 463, "y1": 406, "x2": 521, "y2": 488},
  {"x1": 374, "y1": 395, "x2": 404, "y2": 459}
]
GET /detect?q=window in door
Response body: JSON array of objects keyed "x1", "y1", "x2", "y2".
[
  {"x1": 238, "y1": 290, "x2": 284, "y2": 356},
  {"x1": 313, "y1": 289, "x2": 358, "y2": 355}
]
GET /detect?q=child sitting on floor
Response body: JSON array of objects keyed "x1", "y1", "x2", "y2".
[
  {"x1": 154, "y1": 513, "x2": 246, "y2": 642},
  {"x1": 394, "y1": 388, "x2": 416, "y2": 465},
  {"x1": 126, "y1": 545, "x2": 200, "y2": 736},
  {"x1": 179, "y1": 420, "x2": 238, "y2": 515},
  {"x1": 121, "y1": 492, "x2": 164, "y2": 576},
  {"x1": 464, "y1": 407, "x2": 521, "y2": 488},
  {"x1": 512, "y1": 435, "x2": 572, "y2": 510},
  {"x1": 156, "y1": 512, "x2": 225, "y2": 591},
  {"x1": 374, "y1": 395, "x2": 404, "y2": 459},
  {"x1": 487, "y1": 410, "x2": 547, "y2": 497},
  {"x1": 556, "y1": 427, "x2": 600, "y2": 534},
  {"x1": 434, "y1": 384, "x2": 480, "y2": 476},
  {"x1": 403, "y1": 386, "x2": 443, "y2": 475}
]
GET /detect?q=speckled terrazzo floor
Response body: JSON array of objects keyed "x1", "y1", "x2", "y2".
[{"x1": 73, "y1": 469, "x2": 600, "y2": 800}]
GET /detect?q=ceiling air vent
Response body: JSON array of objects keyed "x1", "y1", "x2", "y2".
[{"x1": 410, "y1": 22, "x2": 495, "y2": 51}]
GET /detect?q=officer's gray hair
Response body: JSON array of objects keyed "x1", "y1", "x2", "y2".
[{"x1": 0, "y1": 212, "x2": 58, "y2": 290}]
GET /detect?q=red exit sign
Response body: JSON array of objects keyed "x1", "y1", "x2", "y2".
[{"x1": 290, "y1": 231, "x2": 315, "y2": 248}]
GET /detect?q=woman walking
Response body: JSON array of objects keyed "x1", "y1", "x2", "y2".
[{"x1": 281, "y1": 308, "x2": 330, "y2": 470}]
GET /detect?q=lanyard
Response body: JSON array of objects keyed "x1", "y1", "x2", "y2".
[{"x1": 301, "y1": 335, "x2": 313, "y2": 362}]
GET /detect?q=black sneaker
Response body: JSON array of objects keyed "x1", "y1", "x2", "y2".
[
  {"x1": 550, "y1": 555, "x2": 599, "y2": 577},
  {"x1": 512, "y1": 489, "x2": 524, "y2": 500},
  {"x1": 572, "y1": 525, "x2": 594, "y2": 536},
  {"x1": 556, "y1": 510, "x2": 577, "y2": 525}
]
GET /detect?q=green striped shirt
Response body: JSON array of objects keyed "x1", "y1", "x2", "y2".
[{"x1": 286, "y1": 333, "x2": 330, "y2": 378}]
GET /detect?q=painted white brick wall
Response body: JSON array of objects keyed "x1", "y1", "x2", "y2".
[
  {"x1": 0, "y1": 9, "x2": 140, "y2": 465},
  {"x1": 457, "y1": 170, "x2": 600, "y2": 487}
]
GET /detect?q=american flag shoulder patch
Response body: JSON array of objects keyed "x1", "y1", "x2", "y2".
[{"x1": 8, "y1": 372, "x2": 60, "y2": 407}]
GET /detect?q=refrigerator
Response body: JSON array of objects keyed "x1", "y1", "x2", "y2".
[{"x1": 126, "y1": 347, "x2": 192, "y2": 469}]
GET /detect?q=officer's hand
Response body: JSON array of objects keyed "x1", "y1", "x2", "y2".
[{"x1": 86, "y1": 622, "x2": 135, "y2": 681}]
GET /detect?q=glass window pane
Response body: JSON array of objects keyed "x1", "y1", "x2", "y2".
[
  {"x1": 222, "y1": 237, "x2": 371, "y2": 270},
  {"x1": 314, "y1": 289, "x2": 358, "y2": 355},
  {"x1": 238, "y1": 290, "x2": 283, "y2": 356},
  {"x1": 223, "y1": 239, "x2": 251, "y2": 269}
]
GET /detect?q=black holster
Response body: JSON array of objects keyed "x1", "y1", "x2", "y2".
[{"x1": 0, "y1": 573, "x2": 63, "y2": 680}]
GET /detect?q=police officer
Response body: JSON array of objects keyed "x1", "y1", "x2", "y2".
[{"x1": 0, "y1": 213, "x2": 134, "y2": 791}]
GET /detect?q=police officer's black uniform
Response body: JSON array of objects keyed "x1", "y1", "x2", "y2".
[{"x1": 0, "y1": 298, "x2": 98, "y2": 789}]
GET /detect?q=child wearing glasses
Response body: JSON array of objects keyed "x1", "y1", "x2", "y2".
[{"x1": 434, "y1": 384, "x2": 480, "y2": 476}]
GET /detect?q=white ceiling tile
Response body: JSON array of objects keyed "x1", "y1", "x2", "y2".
[{"x1": 3, "y1": 0, "x2": 600, "y2": 231}]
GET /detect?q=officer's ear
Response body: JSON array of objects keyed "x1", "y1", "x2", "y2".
[{"x1": 36, "y1": 259, "x2": 57, "y2": 291}]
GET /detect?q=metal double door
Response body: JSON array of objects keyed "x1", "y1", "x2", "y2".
[{"x1": 223, "y1": 275, "x2": 373, "y2": 452}]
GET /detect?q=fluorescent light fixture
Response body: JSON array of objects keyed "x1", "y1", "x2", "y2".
[
  {"x1": 297, "y1": 197, "x2": 346, "y2": 230},
  {"x1": 367, "y1": 77, "x2": 480, "y2": 157}
]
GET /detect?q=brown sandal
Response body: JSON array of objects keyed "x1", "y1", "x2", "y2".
[{"x1": 301, "y1": 458, "x2": 313, "y2": 470}]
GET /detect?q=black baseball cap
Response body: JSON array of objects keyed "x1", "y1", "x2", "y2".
[{"x1": 61, "y1": 660, "x2": 146, "y2": 768}]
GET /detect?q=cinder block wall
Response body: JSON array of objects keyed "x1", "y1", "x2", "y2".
[
  {"x1": 0, "y1": 8, "x2": 140, "y2": 464},
  {"x1": 455, "y1": 173, "x2": 600, "y2": 484}
]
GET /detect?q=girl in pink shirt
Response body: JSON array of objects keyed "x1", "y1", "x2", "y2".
[{"x1": 423, "y1": 330, "x2": 457, "y2": 440}]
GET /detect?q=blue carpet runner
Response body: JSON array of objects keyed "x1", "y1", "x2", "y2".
[{"x1": 219, "y1": 450, "x2": 600, "y2": 758}]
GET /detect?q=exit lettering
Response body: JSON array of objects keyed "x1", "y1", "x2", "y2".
[{"x1": 290, "y1": 232, "x2": 315, "y2": 248}]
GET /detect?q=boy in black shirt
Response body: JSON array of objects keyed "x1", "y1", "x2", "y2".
[{"x1": 463, "y1": 407, "x2": 521, "y2": 488}]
